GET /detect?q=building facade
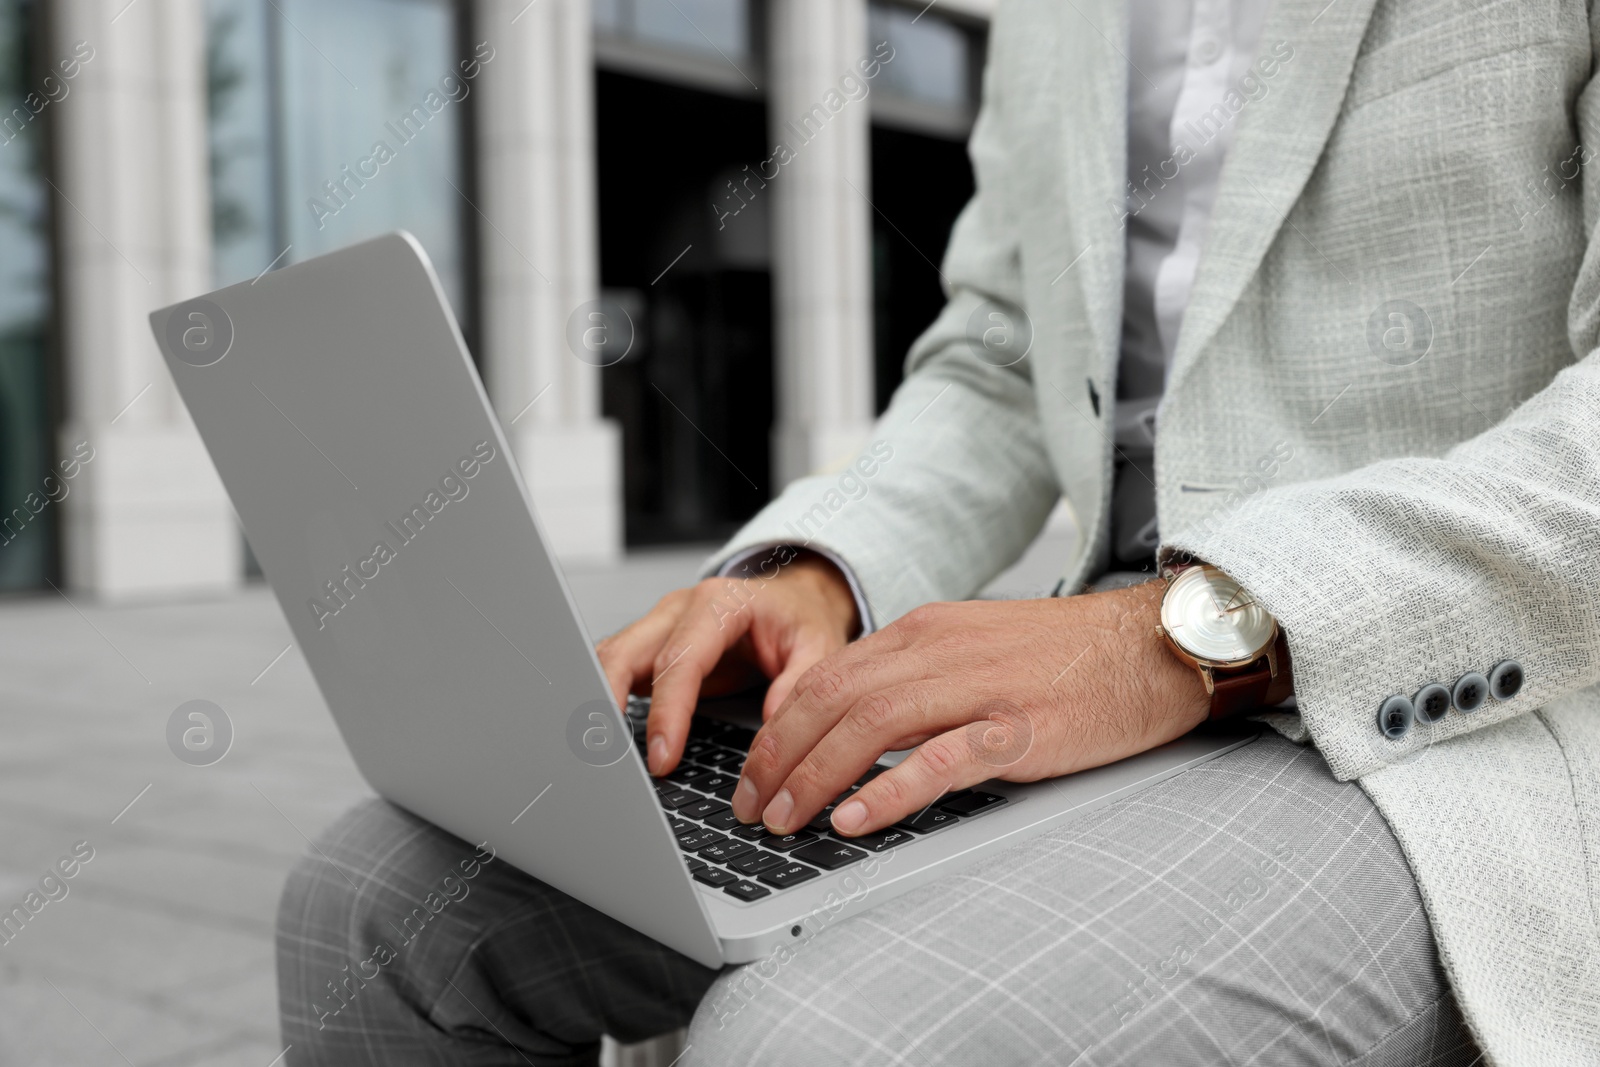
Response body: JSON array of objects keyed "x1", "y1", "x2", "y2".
[{"x1": 0, "y1": 0, "x2": 988, "y2": 598}]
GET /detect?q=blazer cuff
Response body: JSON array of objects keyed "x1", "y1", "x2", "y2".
[
  {"x1": 709, "y1": 542, "x2": 877, "y2": 635},
  {"x1": 1161, "y1": 500, "x2": 1541, "y2": 781}
]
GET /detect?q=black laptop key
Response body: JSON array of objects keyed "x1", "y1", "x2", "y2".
[
  {"x1": 756, "y1": 863, "x2": 822, "y2": 889},
  {"x1": 805, "y1": 808, "x2": 836, "y2": 833},
  {"x1": 730, "y1": 823, "x2": 770, "y2": 841},
  {"x1": 729, "y1": 850, "x2": 787, "y2": 875},
  {"x1": 668, "y1": 817, "x2": 697, "y2": 838},
  {"x1": 939, "y1": 791, "x2": 1007, "y2": 817},
  {"x1": 723, "y1": 880, "x2": 772, "y2": 903},
  {"x1": 688, "y1": 833, "x2": 731, "y2": 854},
  {"x1": 685, "y1": 858, "x2": 708, "y2": 873},
  {"x1": 696, "y1": 772, "x2": 739, "y2": 794},
  {"x1": 667, "y1": 764, "x2": 715, "y2": 787},
  {"x1": 658, "y1": 789, "x2": 703, "y2": 811},
  {"x1": 693, "y1": 866, "x2": 739, "y2": 887},
  {"x1": 704, "y1": 809, "x2": 743, "y2": 831},
  {"x1": 704, "y1": 749, "x2": 747, "y2": 770},
  {"x1": 689, "y1": 777, "x2": 739, "y2": 800},
  {"x1": 837, "y1": 827, "x2": 913, "y2": 852},
  {"x1": 723, "y1": 725, "x2": 757, "y2": 747},
  {"x1": 790, "y1": 841, "x2": 867, "y2": 871},
  {"x1": 689, "y1": 718, "x2": 737, "y2": 741},
  {"x1": 652, "y1": 778, "x2": 680, "y2": 796},
  {"x1": 759, "y1": 831, "x2": 818, "y2": 852},
  {"x1": 896, "y1": 808, "x2": 959, "y2": 834},
  {"x1": 700, "y1": 839, "x2": 757, "y2": 863},
  {"x1": 683, "y1": 740, "x2": 717, "y2": 760},
  {"x1": 678, "y1": 829, "x2": 721, "y2": 852},
  {"x1": 680, "y1": 799, "x2": 731, "y2": 821}
]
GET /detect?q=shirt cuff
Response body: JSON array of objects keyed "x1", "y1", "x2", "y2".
[{"x1": 716, "y1": 542, "x2": 877, "y2": 636}]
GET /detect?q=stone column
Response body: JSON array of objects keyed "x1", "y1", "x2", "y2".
[
  {"x1": 52, "y1": 0, "x2": 240, "y2": 598},
  {"x1": 474, "y1": 0, "x2": 622, "y2": 563},
  {"x1": 766, "y1": 0, "x2": 877, "y2": 486}
]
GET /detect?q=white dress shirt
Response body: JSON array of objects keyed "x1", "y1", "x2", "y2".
[{"x1": 1112, "y1": 0, "x2": 1269, "y2": 565}]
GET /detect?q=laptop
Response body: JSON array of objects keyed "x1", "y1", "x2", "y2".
[{"x1": 150, "y1": 232, "x2": 1258, "y2": 968}]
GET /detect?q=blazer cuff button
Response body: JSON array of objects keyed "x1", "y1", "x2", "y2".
[
  {"x1": 1488, "y1": 660, "x2": 1523, "y2": 701},
  {"x1": 1452, "y1": 672, "x2": 1489, "y2": 713},
  {"x1": 1413, "y1": 683, "x2": 1451, "y2": 724},
  {"x1": 1378, "y1": 694, "x2": 1415, "y2": 740}
]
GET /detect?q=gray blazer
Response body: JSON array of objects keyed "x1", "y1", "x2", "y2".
[{"x1": 710, "y1": 0, "x2": 1600, "y2": 1061}]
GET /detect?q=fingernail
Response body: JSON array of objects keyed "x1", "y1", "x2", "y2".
[
  {"x1": 763, "y1": 789, "x2": 794, "y2": 832},
  {"x1": 733, "y1": 776, "x2": 759, "y2": 820},
  {"x1": 831, "y1": 799, "x2": 867, "y2": 835},
  {"x1": 647, "y1": 736, "x2": 668, "y2": 775}
]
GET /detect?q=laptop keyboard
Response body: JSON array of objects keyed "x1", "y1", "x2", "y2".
[{"x1": 627, "y1": 703, "x2": 1008, "y2": 904}]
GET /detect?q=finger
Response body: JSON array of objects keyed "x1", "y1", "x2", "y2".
[
  {"x1": 829, "y1": 726, "x2": 994, "y2": 837},
  {"x1": 595, "y1": 600, "x2": 683, "y2": 709},
  {"x1": 734, "y1": 642, "x2": 929, "y2": 824},
  {"x1": 645, "y1": 581, "x2": 758, "y2": 776},
  {"x1": 762, "y1": 618, "x2": 918, "y2": 729},
  {"x1": 755, "y1": 683, "x2": 954, "y2": 835},
  {"x1": 760, "y1": 626, "x2": 841, "y2": 720}
]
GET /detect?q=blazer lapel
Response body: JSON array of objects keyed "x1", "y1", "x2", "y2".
[
  {"x1": 1164, "y1": 0, "x2": 1381, "y2": 395},
  {"x1": 1049, "y1": 0, "x2": 1129, "y2": 381}
]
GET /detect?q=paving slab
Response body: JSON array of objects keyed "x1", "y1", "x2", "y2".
[{"x1": 0, "y1": 546, "x2": 709, "y2": 1064}]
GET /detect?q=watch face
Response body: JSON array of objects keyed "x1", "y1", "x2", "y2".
[{"x1": 1160, "y1": 565, "x2": 1276, "y2": 666}]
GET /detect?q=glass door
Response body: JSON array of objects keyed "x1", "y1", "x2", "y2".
[{"x1": 0, "y1": 0, "x2": 54, "y2": 592}]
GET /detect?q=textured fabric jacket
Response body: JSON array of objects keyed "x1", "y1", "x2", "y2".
[{"x1": 708, "y1": 0, "x2": 1600, "y2": 1061}]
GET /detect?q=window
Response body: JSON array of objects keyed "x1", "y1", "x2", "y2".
[
  {"x1": 593, "y1": 0, "x2": 758, "y2": 100},
  {"x1": 866, "y1": 2, "x2": 981, "y2": 139},
  {"x1": 594, "y1": 0, "x2": 751, "y2": 60},
  {"x1": 0, "y1": 0, "x2": 53, "y2": 591},
  {"x1": 868, "y1": 3, "x2": 970, "y2": 107},
  {"x1": 206, "y1": 0, "x2": 474, "y2": 327},
  {"x1": 208, "y1": 0, "x2": 476, "y2": 577},
  {"x1": 866, "y1": 3, "x2": 982, "y2": 408}
]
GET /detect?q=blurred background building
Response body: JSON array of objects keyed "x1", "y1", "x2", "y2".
[{"x1": 0, "y1": 0, "x2": 993, "y2": 600}]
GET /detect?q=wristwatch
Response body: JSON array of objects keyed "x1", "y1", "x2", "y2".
[{"x1": 1156, "y1": 562, "x2": 1293, "y2": 719}]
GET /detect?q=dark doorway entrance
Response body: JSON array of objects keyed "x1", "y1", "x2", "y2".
[
  {"x1": 595, "y1": 70, "x2": 773, "y2": 547},
  {"x1": 0, "y1": 0, "x2": 56, "y2": 592},
  {"x1": 868, "y1": 124, "x2": 974, "y2": 413}
]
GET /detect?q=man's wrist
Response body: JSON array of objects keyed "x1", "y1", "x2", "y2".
[
  {"x1": 716, "y1": 542, "x2": 871, "y2": 638},
  {"x1": 779, "y1": 551, "x2": 862, "y2": 641},
  {"x1": 1103, "y1": 581, "x2": 1212, "y2": 729}
]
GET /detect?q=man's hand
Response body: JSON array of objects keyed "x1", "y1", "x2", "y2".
[
  {"x1": 596, "y1": 551, "x2": 860, "y2": 776},
  {"x1": 730, "y1": 581, "x2": 1212, "y2": 836}
]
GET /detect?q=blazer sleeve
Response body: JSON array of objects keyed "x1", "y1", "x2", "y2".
[
  {"x1": 1164, "y1": 130, "x2": 1600, "y2": 781},
  {"x1": 702, "y1": 52, "x2": 1061, "y2": 625}
]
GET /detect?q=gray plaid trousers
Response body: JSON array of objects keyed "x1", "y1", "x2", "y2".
[{"x1": 276, "y1": 732, "x2": 1482, "y2": 1066}]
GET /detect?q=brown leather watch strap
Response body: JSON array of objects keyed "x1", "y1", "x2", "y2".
[{"x1": 1208, "y1": 629, "x2": 1294, "y2": 720}]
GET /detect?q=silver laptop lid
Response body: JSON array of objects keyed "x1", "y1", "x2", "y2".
[{"x1": 151, "y1": 231, "x2": 722, "y2": 966}]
